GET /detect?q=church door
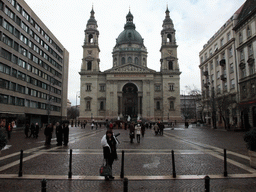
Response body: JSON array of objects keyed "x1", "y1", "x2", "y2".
[{"x1": 122, "y1": 83, "x2": 138, "y2": 118}]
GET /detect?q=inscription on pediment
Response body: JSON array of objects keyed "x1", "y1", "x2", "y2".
[{"x1": 113, "y1": 65, "x2": 146, "y2": 72}]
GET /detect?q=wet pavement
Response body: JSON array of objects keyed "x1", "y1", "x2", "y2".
[{"x1": 0, "y1": 124, "x2": 255, "y2": 191}]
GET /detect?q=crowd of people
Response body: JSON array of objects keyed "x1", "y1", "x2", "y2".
[{"x1": 23, "y1": 121, "x2": 70, "y2": 146}]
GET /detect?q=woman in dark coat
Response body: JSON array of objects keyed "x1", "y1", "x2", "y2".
[
  {"x1": 101, "y1": 129, "x2": 118, "y2": 180},
  {"x1": 55, "y1": 122, "x2": 63, "y2": 146},
  {"x1": 35, "y1": 123, "x2": 40, "y2": 139},
  {"x1": 25, "y1": 123, "x2": 29, "y2": 138},
  {"x1": 44, "y1": 123, "x2": 53, "y2": 145},
  {"x1": 63, "y1": 123, "x2": 69, "y2": 146}
]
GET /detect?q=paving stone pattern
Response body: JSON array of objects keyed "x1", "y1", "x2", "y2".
[{"x1": 0, "y1": 124, "x2": 255, "y2": 191}]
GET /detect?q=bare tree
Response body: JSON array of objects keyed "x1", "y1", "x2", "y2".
[
  {"x1": 67, "y1": 106, "x2": 79, "y2": 120},
  {"x1": 215, "y1": 94, "x2": 237, "y2": 129},
  {"x1": 185, "y1": 85, "x2": 204, "y2": 122}
]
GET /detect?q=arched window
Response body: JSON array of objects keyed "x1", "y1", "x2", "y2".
[
  {"x1": 114, "y1": 58, "x2": 117, "y2": 66},
  {"x1": 128, "y1": 57, "x2": 132, "y2": 63},
  {"x1": 168, "y1": 61, "x2": 173, "y2": 70},
  {"x1": 167, "y1": 34, "x2": 172, "y2": 42},
  {"x1": 170, "y1": 101, "x2": 174, "y2": 110},
  {"x1": 121, "y1": 57, "x2": 125, "y2": 64},
  {"x1": 86, "y1": 101, "x2": 90, "y2": 110},
  {"x1": 88, "y1": 34, "x2": 93, "y2": 43},
  {"x1": 87, "y1": 61, "x2": 92, "y2": 70},
  {"x1": 143, "y1": 58, "x2": 146, "y2": 66},
  {"x1": 135, "y1": 57, "x2": 139, "y2": 64},
  {"x1": 156, "y1": 101, "x2": 160, "y2": 110},
  {"x1": 100, "y1": 101, "x2": 104, "y2": 110}
]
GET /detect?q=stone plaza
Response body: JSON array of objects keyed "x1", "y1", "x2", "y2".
[{"x1": 0, "y1": 125, "x2": 256, "y2": 191}]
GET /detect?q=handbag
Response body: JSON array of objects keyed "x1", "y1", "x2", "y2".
[{"x1": 99, "y1": 160, "x2": 112, "y2": 176}]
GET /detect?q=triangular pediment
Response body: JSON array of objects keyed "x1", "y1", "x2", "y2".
[
  {"x1": 84, "y1": 96, "x2": 92, "y2": 100},
  {"x1": 83, "y1": 56, "x2": 94, "y2": 61},
  {"x1": 104, "y1": 64, "x2": 156, "y2": 73}
]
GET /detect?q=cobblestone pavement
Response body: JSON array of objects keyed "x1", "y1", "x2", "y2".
[{"x1": 0, "y1": 124, "x2": 255, "y2": 192}]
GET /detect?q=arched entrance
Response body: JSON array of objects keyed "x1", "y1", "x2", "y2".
[{"x1": 122, "y1": 83, "x2": 138, "y2": 118}]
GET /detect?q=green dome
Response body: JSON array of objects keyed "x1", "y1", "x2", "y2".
[
  {"x1": 116, "y1": 29, "x2": 143, "y2": 45},
  {"x1": 116, "y1": 11, "x2": 144, "y2": 46}
]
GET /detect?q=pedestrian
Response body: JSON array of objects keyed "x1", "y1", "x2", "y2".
[
  {"x1": 95, "y1": 122, "x2": 98, "y2": 130},
  {"x1": 44, "y1": 123, "x2": 53, "y2": 145},
  {"x1": 91, "y1": 121, "x2": 95, "y2": 130},
  {"x1": 135, "y1": 123, "x2": 141, "y2": 143},
  {"x1": 109, "y1": 122, "x2": 113, "y2": 129},
  {"x1": 154, "y1": 123, "x2": 159, "y2": 135},
  {"x1": 6, "y1": 122, "x2": 13, "y2": 140},
  {"x1": 63, "y1": 123, "x2": 69, "y2": 146},
  {"x1": 159, "y1": 122, "x2": 164, "y2": 136},
  {"x1": 25, "y1": 123, "x2": 29, "y2": 138},
  {"x1": 129, "y1": 123, "x2": 135, "y2": 143},
  {"x1": 55, "y1": 122, "x2": 63, "y2": 146},
  {"x1": 101, "y1": 129, "x2": 118, "y2": 180},
  {"x1": 141, "y1": 123, "x2": 145, "y2": 137},
  {"x1": 29, "y1": 123, "x2": 35, "y2": 138},
  {"x1": 35, "y1": 123, "x2": 40, "y2": 139}
]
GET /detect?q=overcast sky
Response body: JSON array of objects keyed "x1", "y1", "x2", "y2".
[{"x1": 24, "y1": 0, "x2": 245, "y2": 106}]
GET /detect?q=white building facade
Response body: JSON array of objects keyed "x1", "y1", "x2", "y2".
[{"x1": 79, "y1": 8, "x2": 182, "y2": 122}]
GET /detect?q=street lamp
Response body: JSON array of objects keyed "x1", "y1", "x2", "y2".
[{"x1": 75, "y1": 91, "x2": 80, "y2": 127}]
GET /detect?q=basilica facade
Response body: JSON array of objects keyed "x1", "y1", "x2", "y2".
[{"x1": 79, "y1": 8, "x2": 182, "y2": 122}]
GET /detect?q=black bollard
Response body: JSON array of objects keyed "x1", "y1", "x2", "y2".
[
  {"x1": 171, "y1": 150, "x2": 176, "y2": 178},
  {"x1": 68, "y1": 149, "x2": 72, "y2": 178},
  {"x1": 204, "y1": 175, "x2": 210, "y2": 192},
  {"x1": 123, "y1": 177, "x2": 128, "y2": 192},
  {"x1": 120, "y1": 150, "x2": 124, "y2": 178},
  {"x1": 224, "y1": 149, "x2": 227, "y2": 177},
  {"x1": 18, "y1": 150, "x2": 23, "y2": 177},
  {"x1": 41, "y1": 179, "x2": 47, "y2": 192}
]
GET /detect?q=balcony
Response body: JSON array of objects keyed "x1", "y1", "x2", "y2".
[
  {"x1": 220, "y1": 59, "x2": 226, "y2": 67},
  {"x1": 203, "y1": 71, "x2": 208, "y2": 76},
  {"x1": 220, "y1": 74, "x2": 227, "y2": 81}
]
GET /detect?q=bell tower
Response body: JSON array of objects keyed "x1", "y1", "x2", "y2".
[
  {"x1": 81, "y1": 7, "x2": 100, "y2": 72},
  {"x1": 160, "y1": 7, "x2": 179, "y2": 72}
]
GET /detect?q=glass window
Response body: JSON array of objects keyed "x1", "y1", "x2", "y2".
[
  {"x1": 21, "y1": 22, "x2": 29, "y2": 33},
  {"x1": 247, "y1": 26, "x2": 251, "y2": 37},
  {"x1": 229, "y1": 47, "x2": 233, "y2": 57},
  {"x1": 1, "y1": 49, "x2": 12, "y2": 61},
  {"x1": 227, "y1": 32, "x2": 231, "y2": 41},
  {"x1": 0, "y1": 78, "x2": 9, "y2": 89},
  {"x1": 170, "y1": 101, "x2": 174, "y2": 110},
  {"x1": 231, "y1": 79, "x2": 235, "y2": 89},
  {"x1": 86, "y1": 101, "x2": 91, "y2": 110},
  {"x1": 248, "y1": 44, "x2": 253, "y2": 56},
  {"x1": 4, "y1": 6, "x2": 14, "y2": 20},
  {"x1": 240, "y1": 50, "x2": 244, "y2": 61},
  {"x1": 220, "y1": 38, "x2": 224, "y2": 46},
  {"x1": 168, "y1": 61, "x2": 173, "y2": 70},
  {"x1": 230, "y1": 63, "x2": 234, "y2": 73},
  {"x1": 239, "y1": 33, "x2": 243, "y2": 43},
  {"x1": 155, "y1": 85, "x2": 161, "y2": 91},
  {"x1": 0, "y1": 94, "x2": 8, "y2": 104},
  {"x1": 121, "y1": 57, "x2": 125, "y2": 64},
  {"x1": 10, "y1": 96, "x2": 15, "y2": 105},
  {"x1": 3, "y1": 20, "x2": 14, "y2": 34},
  {"x1": 156, "y1": 101, "x2": 160, "y2": 110},
  {"x1": 2, "y1": 34, "x2": 13, "y2": 47}
]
